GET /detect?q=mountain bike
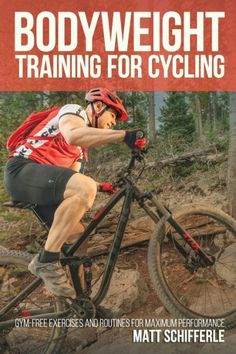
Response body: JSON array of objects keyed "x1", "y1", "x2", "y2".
[{"x1": 1, "y1": 151, "x2": 236, "y2": 353}]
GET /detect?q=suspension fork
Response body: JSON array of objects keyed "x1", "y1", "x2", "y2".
[{"x1": 137, "y1": 191, "x2": 215, "y2": 266}]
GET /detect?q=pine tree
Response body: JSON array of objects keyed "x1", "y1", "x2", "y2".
[
  {"x1": 159, "y1": 92, "x2": 195, "y2": 140},
  {"x1": 117, "y1": 91, "x2": 148, "y2": 130}
]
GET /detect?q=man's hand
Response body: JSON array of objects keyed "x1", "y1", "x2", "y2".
[
  {"x1": 98, "y1": 182, "x2": 117, "y2": 195},
  {"x1": 124, "y1": 130, "x2": 147, "y2": 151}
]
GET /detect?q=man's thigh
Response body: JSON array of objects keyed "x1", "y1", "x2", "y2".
[
  {"x1": 5, "y1": 158, "x2": 77, "y2": 205},
  {"x1": 63, "y1": 172, "x2": 97, "y2": 200}
]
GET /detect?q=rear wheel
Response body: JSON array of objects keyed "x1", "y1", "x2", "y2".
[
  {"x1": 0, "y1": 249, "x2": 67, "y2": 354},
  {"x1": 148, "y1": 205, "x2": 236, "y2": 327}
]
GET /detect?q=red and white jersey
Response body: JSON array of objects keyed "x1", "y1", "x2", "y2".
[{"x1": 10, "y1": 104, "x2": 89, "y2": 168}]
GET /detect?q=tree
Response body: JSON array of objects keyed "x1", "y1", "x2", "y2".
[
  {"x1": 187, "y1": 92, "x2": 229, "y2": 137},
  {"x1": 210, "y1": 92, "x2": 217, "y2": 132},
  {"x1": 117, "y1": 91, "x2": 148, "y2": 131},
  {"x1": 0, "y1": 92, "x2": 41, "y2": 145},
  {"x1": 0, "y1": 91, "x2": 86, "y2": 142},
  {"x1": 0, "y1": 91, "x2": 87, "y2": 165},
  {"x1": 159, "y1": 92, "x2": 195, "y2": 141},
  {"x1": 194, "y1": 93, "x2": 203, "y2": 140},
  {"x1": 148, "y1": 92, "x2": 156, "y2": 144},
  {"x1": 227, "y1": 92, "x2": 236, "y2": 218}
]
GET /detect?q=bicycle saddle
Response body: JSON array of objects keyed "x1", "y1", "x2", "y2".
[{"x1": 3, "y1": 200, "x2": 36, "y2": 209}]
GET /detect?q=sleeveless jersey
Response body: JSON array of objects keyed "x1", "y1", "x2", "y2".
[{"x1": 10, "y1": 104, "x2": 89, "y2": 168}]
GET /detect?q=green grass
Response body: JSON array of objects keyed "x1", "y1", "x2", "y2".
[
  {"x1": 3, "y1": 213, "x2": 22, "y2": 222},
  {"x1": 26, "y1": 241, "x2": 42, "y2": 254}
]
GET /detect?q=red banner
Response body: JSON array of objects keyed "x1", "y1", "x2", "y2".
[{"x1": 0, "y1": 0, "x2": 235, "y2": 91}]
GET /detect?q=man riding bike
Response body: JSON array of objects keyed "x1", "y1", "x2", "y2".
[{"x1": 4, "y1": 88, "x2": 146, "y2": 299}]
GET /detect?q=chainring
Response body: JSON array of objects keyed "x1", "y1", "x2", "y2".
[{"x1": 71, "y1": 298, "x2": 96, "y2": 320}]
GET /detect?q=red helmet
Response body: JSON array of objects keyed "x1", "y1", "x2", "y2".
[{"x1": 85, "y1": 88, "x2": 128, "y2": 121}]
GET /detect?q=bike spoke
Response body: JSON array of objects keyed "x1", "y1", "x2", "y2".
[{"x1": 157, "y1": 211, "x2": 236, "y2": 317}]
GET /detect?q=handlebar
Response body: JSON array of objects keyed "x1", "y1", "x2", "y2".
[
  {"x1": 117, "y1": 150, "x2": 147, "y2": 181},
  {"x1": 127, "y1": 151, "x2": 143, "y2": 170}
]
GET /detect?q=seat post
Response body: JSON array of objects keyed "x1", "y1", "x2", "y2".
[
  {"x1": 30, "y1": 206, "x2": 50, "y2": 232},
  {"x1": 3, "y1": 200, "x2": 54, "y2": 232}
]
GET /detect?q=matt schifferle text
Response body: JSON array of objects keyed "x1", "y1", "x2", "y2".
[{"x1": 132, "y1": 329, "x2": 224, "y2": 343}]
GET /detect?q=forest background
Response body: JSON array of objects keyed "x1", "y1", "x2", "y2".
[{"x1": 0, "y1": 90, "x2": 236, "y2": 227}]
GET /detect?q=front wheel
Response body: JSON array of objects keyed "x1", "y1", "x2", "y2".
[{"x1": 148, "y1": 205, "x2": 236, "y2": 327}]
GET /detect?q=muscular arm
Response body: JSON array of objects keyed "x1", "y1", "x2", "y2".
[{"x1": 59, "y1": 115, "x2": 125, "y2": 148}]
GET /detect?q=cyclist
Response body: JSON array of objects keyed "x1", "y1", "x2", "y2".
[{"x1": 4, "y1": 88, "x2": 146, "y2": 299}]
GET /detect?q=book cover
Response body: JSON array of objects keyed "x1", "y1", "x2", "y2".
[{"x1": 0, "y1": 1, "x2": 235, "y2": 354}]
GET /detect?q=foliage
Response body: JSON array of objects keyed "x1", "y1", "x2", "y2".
[
  {"x1": 117, "y1": 91, "x2": 148, "y2": 131},
  {"x1": 187, "y1": 91, "x2": 229, "y2": 133},
  {"x1": 26, "y1": 241, "x2": 42, "y2": 254},
  {"x1": 0, "y1": 91, "x2": 86, "y2": 144},
  {"x1": 0, "y1": 90, "x2": 231, "y2": 251},
  {"x1": 159, "y1": 92, "x2": 195, "y2": 141}
]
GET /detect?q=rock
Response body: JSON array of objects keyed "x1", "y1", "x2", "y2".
[
  {"x1": 155, "y1": 306, "x2": 165, "y2": 316},
  {"x1": 0, "y1": 245, "x2": 7, "y2": 251},
  {"x1": 91, "y1": 235, "x2": 105, "y2": 243},
  {"x1": 199, "y1": 333, "x2": 236, "y2": 354},
  {"x1": 80, "y1": 337, "x2": 200, "y2": 354},
  {"x1": 96, "y1": 220, "x2": 116, "y2": 230},
  {"x1": 92, "y1": 269, "x2": 149, "y2": 316},
  {"x1": 87, "y1": 245, "x2": 108, "y2": 256},
  {"x1": 66, "y1": 327, "x2": 97, "y2": 352},
  {"x1": 129, "y1": 216, "x2": 155, "y2": 234}
]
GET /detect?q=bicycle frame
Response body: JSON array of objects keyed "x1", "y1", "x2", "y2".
[
  {"x1": 0, "y1": 183, "x2": 136, "y2": 327},
  {"x1": 58, "y1": 178, "x2": 214, "y2": 304},
  {"x1": 0, "y1": 153, "x2": 214, "y2": 328},
  {"x1": 64, "y1": 184, "x2": 132, "y2": 304}
]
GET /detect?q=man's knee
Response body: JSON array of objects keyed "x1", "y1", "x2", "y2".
[
  {"x1": 64, "y1": 173, "x2": 97, "y2": 209},
  {"x1": 81, "y1": 177, "x2": 97, "y2": 209}
]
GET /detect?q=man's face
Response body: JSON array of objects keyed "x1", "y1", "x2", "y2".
[
  {"x1": 90, "y1": 101, "x2": 117, "y2": 129},
  {"x1": 98, "y1": 108, "x2": 117, "y2": 129}
]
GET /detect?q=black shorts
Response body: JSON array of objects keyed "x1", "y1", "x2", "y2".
[{"x1": 4, "y1": 157, "x2": 77, "y2": 206}]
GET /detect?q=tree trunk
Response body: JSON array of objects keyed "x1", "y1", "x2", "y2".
[
  {"x1": 195, "y1": 94, "x2": 203, "y2": 139},
  {"x1": 211, "y1": 92, "x2": 217, "y2": 132},
  {"x1": 208, "y1": 93, "x2": 213, "y2": 130},
  {"x1": 227, "y1": 92, "x2": 236, "y2": 218},
  {"x1": 149, "y1": 91, "x2": 156, "y2": 143},
  {"x1": 131, "y1": 93, "x2": 135, "y2": 124}
]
